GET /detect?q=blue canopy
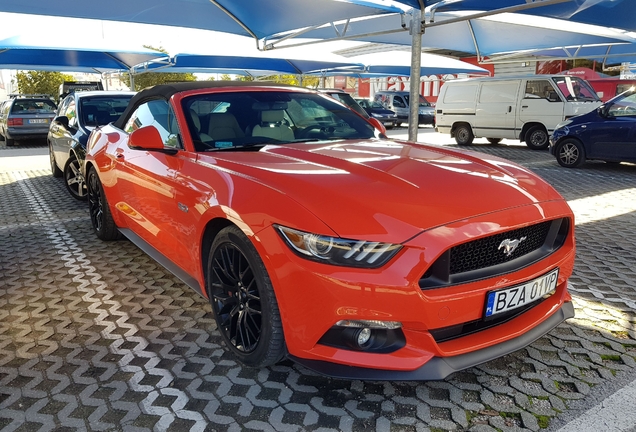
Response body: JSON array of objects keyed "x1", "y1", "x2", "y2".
[
  {"x1": 134, "y1": 53, "x2": 365, "y2": 76},
  {"x1": 0, "y1": 36, "x2": 168, "y2": 72},
  {"x1": 284, "y1": 12, "x2": 632, "y2": 58},
  {"x1": 396, "y1": 0, "x2": 636, "y2": 33},
  {"x1": 0, "y1": 0, "x2": 401, "y2": 42}
]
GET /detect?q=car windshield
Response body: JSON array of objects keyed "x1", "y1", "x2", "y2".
[
  {"x1": 11, "y1": 99, "x2": 57, "y2": 113},
  {"x1": 552, "y1": 77, "x2": 600, "y2": 102},
  {"x1": 182, "y1": 90, "x2": 378, "y2": 151},
  {"x1": 404, "y1": 94, "x2": 431, "y2": 107},
  {"x1": 81, "y1": 96, "x2": 134, "y2": 127},
  {"x1": 325, "y1": 92, "x2": 369, "y2": 118}
]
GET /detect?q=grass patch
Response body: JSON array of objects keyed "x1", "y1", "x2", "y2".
[{"x1": 535, "y1": 414, "x2": 551, "y2": 429}]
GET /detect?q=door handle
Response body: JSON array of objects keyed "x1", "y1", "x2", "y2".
[
  {"x1": 522, "y1": 105, "x2": 528, "y2": 108},
  {"x1": 508, "y1": 106, "x2": 512, "y2": 112},
  {"x1": 115, "y1": 152, "x2": 124, "y2": 159}
]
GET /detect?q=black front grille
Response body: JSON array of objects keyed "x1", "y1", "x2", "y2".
[
  {"x1": 449, "y1": 221, "x2": 551, "y2": 275},
  {"x1": 420, "y1": 218, "x2": 569, "y2": 289}
]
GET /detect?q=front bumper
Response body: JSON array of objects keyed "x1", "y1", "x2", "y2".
[{"x1": 291, "y1": 301, "x2": 574, "y2": 380}]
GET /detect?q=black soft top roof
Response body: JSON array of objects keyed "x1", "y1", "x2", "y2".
[{"x1": 113, "y1": 81, "x2": 300, "y2": 130}]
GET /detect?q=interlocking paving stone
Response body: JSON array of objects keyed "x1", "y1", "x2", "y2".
[{"x1": 1, "y1": 141, "x2": 635, "y2": 431}]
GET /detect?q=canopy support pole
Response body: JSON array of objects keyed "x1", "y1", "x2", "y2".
[{"x1": 408, "y1": 7, "x2": 423, "y2": 143}]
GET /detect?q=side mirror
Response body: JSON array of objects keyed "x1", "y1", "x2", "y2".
[
  {"x1": 598, "y1": 104, "x2": 611, "y2": 118},
  {"x1": 129, "y1": 125, "x2": 177, "y2": 154},
  {"x1": 53, "y1": 115, "x2": 70, "y2": 128},
  {"x1": 367, "y1": 117, "x2": 387, "y2": 135}
]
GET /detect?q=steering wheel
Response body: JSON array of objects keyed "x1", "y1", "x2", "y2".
[{"x1": 297, "y1": 125, "x2": 329, "y2": 139}]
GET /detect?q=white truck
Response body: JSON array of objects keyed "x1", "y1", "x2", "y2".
[{"x1": 435, "y1": 75, "x2": 602, "y2": 149}]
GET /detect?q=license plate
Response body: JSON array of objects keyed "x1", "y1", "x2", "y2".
[
  {"x1": 485, "y1": 268, "x2": 559, "y2": 317},
  {"x1": 29, "y1": 119, "x2": 49, "y2": 124}
]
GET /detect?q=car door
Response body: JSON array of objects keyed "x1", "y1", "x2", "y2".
[
  {"x1": 475, "y1": 81, "x2": 520, "y2": 139},
  {"x1": 519, "y1": 79, "x2": 565, "y2": 135},
  {"x1": 585, "y1": 91, "x2": 636, "y2": 162},
  {"x1": 118, "y1": 99, "x2": 202, "y2": 276},
  {"x1": 49, "y1": 97, "x2": 76, "y2": 168}
]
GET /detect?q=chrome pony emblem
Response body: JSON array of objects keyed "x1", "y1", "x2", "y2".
[{"x1": 498, "y1": 236, "x2": 527, "y2": 257}]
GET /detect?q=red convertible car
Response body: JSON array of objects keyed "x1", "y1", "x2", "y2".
[{"x1": 85, "y1": 82, "x2": 575, "y2": 380}]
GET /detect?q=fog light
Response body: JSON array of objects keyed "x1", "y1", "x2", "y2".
[{"x1": 356, "y1": 328, "x2": 372, "y2": 346}]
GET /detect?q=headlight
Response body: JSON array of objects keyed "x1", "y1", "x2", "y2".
[
  {"x1": 371, "y1": 113, "x2": 382, "y2": 118},
  {"x1": 276, "y1": 225, "x2": 402, "y2": 268}
]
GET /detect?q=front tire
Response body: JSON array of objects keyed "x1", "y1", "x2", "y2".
[
  {"x1": 207, "y1": 226, "x2": 285, "y2": 368},
  {"x1": 64, "y1": 156, "x2": 87, "y2": 201},
  {"x1": 454, "y1": 124, "x2": 474, "y2": 145},
  {"x1": 87, "y1": 167, "x2": 121, "y2": 240},
  {"x1": 525, "y1": 126, "x2": 549, "y2": 150},
  {"x1": 555, "y1": 138, "x2": 585, "y2": 168}
]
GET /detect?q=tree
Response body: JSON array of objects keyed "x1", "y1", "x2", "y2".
[
  {"x1": 127, "y1": 71, "x2": 198, "y2": 91},
  {"x1": 16, "y1": 71, "x2": 74, "y2": 98}
]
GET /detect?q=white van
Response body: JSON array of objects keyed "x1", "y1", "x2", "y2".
[{"x1": 435, "y1": 75, "x2": 602, "y2": 149}]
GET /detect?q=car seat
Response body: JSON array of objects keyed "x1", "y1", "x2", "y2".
[
  {"x1": 207, "y1": 113, "x2": 245, "y2": 140},
  {"x1": 82, "y1": 105, "x2": 100, "y2": 126},
  {"x1": 252, "y1": 109, "x2": 294, "y2": 141},
  {"x1": 188, "y1": 109, "x2": 213, "y2": 150}
]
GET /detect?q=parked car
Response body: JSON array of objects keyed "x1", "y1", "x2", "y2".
[
  {"x1": 435, "y1": 75, "x2": 601, "y2": 149},
  {"x1": 48, "y1": 90, "x2": 135, "y2": 200},
  {"x1": 355, "y1": 98, "x2": 398, "y2": 129},
  {"x1": 373, "y1": 90, "x2": 435, "y2": 127},
  {"x1": 0, "y1": 94, "x2": 57, "y2": 146},
  {"x1": 319, "y1": 88, "x2": 387, "y2": 134},
  {"x1": 85, "y1": 81, "x2": 575, "y2": 380},
  {"x1": 550, "y1": 86, "x2": 636, "y2": 168}
]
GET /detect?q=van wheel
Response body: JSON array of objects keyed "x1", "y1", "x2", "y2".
[
  {"x1": 486, "y1": 138, "x2": 501, "y2": 144},
  {"x1": 556, "y1": 138, "x2": 585, "y2": 168},
  {"x1": 525, "y1": 126, "x2": 549, "y2": 150},
  {"x1": 454, "y1": 124, "x2": 474, "y2": 145}
]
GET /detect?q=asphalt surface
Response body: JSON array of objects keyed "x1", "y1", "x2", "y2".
[{"x1": 1, "y1": 130, "x2": 635, "y2": 431}]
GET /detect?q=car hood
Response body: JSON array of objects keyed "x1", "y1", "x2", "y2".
[
  {"x1": 204, "y1": 139, "x2": 565, "y2": 241},
  {"x1": 368, "y1": 108, "x2": 395, "y2": 115}
]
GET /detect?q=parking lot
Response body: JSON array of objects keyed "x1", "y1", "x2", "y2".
[{"x1": 1, "y1": 130, "x2": 635, "y2": 431}]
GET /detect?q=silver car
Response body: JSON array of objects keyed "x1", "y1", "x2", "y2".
[{"x1": 0, "y1": 95, "x2": 57, "y2": 146}]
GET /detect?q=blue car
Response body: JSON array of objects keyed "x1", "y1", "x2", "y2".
[
  {"x1": 550, "y1": 87, "x2": 636, "y2": 168},
  {"x1": 355, "y1": 98, "x2": 399, "y2": 129}
]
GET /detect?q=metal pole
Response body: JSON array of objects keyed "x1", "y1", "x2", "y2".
[{"x1": 408, "y1": 8, "x2": 423, "y2": 142}]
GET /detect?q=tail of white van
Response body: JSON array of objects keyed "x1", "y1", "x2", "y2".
[{"x1": 435, "y1": 75, "x2": 602, "y2": 149}]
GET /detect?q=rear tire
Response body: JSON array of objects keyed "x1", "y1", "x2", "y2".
[
  {"x1": 525, "y1": 126, "x2": 549, "y2": 150},
  {"x1": 87, "y1": 167, "x2": 121, "y2": 240},
  {"x1": 207, "y1": 225, "x2": 285, "y2": 368},
  {"x1": 555, "y1": 138, "x2": 585, "y2": 168},
  {"x1": 486, "y1": 138, "x2": 501, "y2": 144},
  {"x1": 49, "y1": 143, "x2": 62, "y2": 178},
  {"x1": 64, "y1": 156, "x2": 87, "y2": 201},
  {"x1": 454, "y1": 124, "x2": 474, "y2": 145},
  {"x1": 5, "y1": 137, "x2": 14, "y2": 146}
]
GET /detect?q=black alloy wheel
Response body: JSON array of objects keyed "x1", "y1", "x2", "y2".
[
  {"x1": 525, "y1": 126, "x2": 549, "y2": 150},
  {"x1": 207, "y1": 226, "x2": 285, "y2": 367},
  {"x1": 454, "y1": 124, "x2": 474, "y2": 145},
  {"x1": 556, "y1": 138, "x2": 585, "y2": 168},
  {"x1": 49, "y1": 143, "x2": 62, "y2": 177},
  {"x1": 86, "y1": 168, "x2": 121, "y2": 240},
  {"x1": 64, "y1": 156, "x2": 87, "y2": 200}
]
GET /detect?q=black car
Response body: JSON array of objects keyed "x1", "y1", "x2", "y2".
[
  {"x1": 48, "y1": 90, "x2": 135, "y2": 199},
  {"x1": 550, "y1": 87, "x2": 636, "y2": 168},
  {"x1": 355, "y1": 98, "x2": 398, "y2": 129},
  {"x1": 0, "y1": 95, "x2": 57, "y2": 146}
]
